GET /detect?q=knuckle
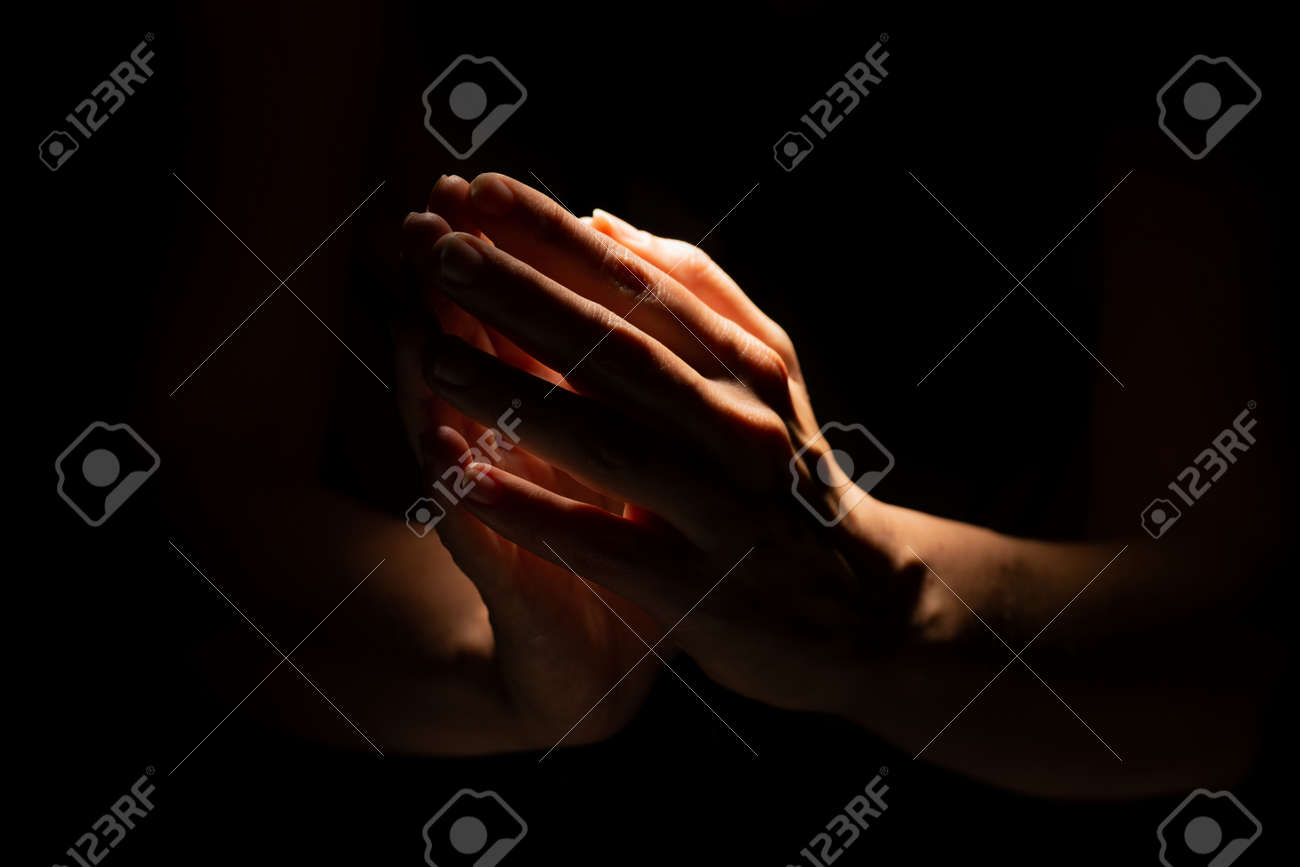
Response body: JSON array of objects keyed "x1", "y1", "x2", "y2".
[
  {"x1": 674, "y1": 244, "x2": 714, "y2": 277},
  {"x1": 738, "y1": 409, "x2": 795, "y2": 463},
  {"x1": 748, "y1": 342, "x2": 790, "y2": 390},
  {"x1": 741, "y1": 339, "x2": 794, "y2": 407},
  {"x1": 767, "y1": 323, "x2": 798, "y2": 367},
  {"x1": 594, "y1": 322, "x2": 659, "y2": 380},
  {"x1": 600, "y1": 239, "x2": 658, "y2": 303}
]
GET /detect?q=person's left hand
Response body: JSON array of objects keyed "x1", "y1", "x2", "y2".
[
  {"x1": 392, "y1": 178, "x2": 664, "y2": 745},
  {"x1": 402, "y1": 173, "x2": 923, "y2": 719}
]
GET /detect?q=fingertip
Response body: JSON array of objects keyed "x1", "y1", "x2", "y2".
[
  {"x1": 469, "y1": 172, "x2": 515, "y2": 216},
  {"x1": 401, "y1": 212, "x2": 453, "y2": 264},
  {"x1": 428, "y1": 173, "x2": 470, "y2": 212}
]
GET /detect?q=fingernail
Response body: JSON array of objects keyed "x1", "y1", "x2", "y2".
[
  {"x1": 469, "y1": 174, "x2": 514, "y2": 216},
  {"x1": 438, "y1": 234, "x2": 483, "y2": 284},
  {"x1": 464, "y1": 463, "x2": 499, "y2": 504},
  {"x1": 429, "y1": 174, "x2": 469, "y2": 211},
  {"x1": 592, "y1": 208, "x2": 650, "y2": 245}
]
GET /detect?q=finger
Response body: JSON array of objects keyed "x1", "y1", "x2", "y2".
[
  {"x1": 463, "y1": 173, "x2": 787, "y2": 390},
  {"x1": 418, "y1": 426, "x2": 512, "y2": 610},
  {"x1": 589, "y1": 208, "x2": 801, "y2": 382},
  {"x1": 422, "y1": 232, "x2": 795, "y2": 489},
  {"x1": 414, "y1": 230, "x2": 726, "y2": 441},
  {"x1": 421, "y1": 424, "x2": 610, "y2": 644},
  {"x1": 424, "y1": 336, "x2": 743, "y2": 546},
  {"x1": 402, "y1": 211, "x2": 559, "y2": 388},
  {"x1": 447, "y1": 453, "x2": 687, "y2": 620},
  {"x1": 401, "y1": 212, "x2": 489, "y2": 347},
  {"x1": 482, "y1": 323, "x2": 564, "y2": 386},
  {"x1": 425, "y1": 174, "x2": 486, "y2": 240}
]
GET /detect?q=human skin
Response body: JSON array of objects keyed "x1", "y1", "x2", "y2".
[
  {"x1": 400, "y1": 172, "x2": 1282, "y2": 798},
  {"x1": 156, "y1": 7, "x2": 661, "y2": 756},
  {"x1": 159, "y1": 5, "x2": 1282, "y2": 788}
]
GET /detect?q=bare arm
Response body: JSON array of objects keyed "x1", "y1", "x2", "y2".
[{"x1": 394, "y1": 172, "x2": 1285, "y2": 794}]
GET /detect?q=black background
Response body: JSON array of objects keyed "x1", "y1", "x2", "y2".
[{"x1": 24, "y1": 4, "x2": 1290, "y2": 865}]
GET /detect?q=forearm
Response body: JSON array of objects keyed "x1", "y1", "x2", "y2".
[
  {"x1": 170, "y1": 471, "x2": 544, "y2": 755},
  {"x1": 837, "y1": 497, "x2": 1273, "y2": 797},
  {"x1": 197, "y1": 621, "x2": 547, "y2": 757}
]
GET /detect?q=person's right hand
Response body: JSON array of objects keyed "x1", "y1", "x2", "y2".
[{"x1": 394, "y1": 177, "x2": 664, "y2": 746}]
